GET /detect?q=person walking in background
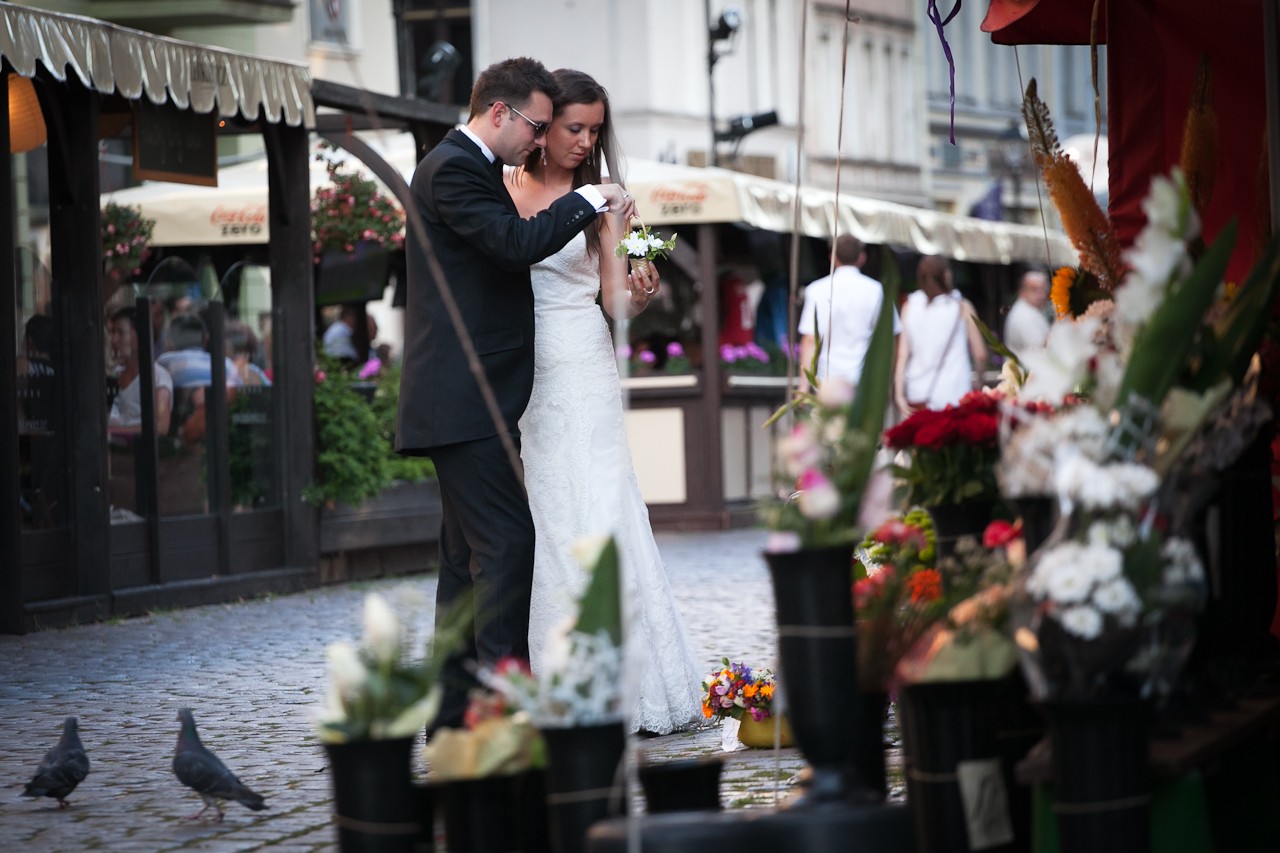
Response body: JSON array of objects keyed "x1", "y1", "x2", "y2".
[
  {"x1": 893, "y1": 255, "x2": 987, "y2": 414},
  {"x1": 1003, "y1": 269, "x2": 1051, "y2": 361},
  {"x1": 797, "y1": 235, "x2": 899, "y2": 394},
  {"x1": 396, "y1": 57, "x2": 636, "y2": 734}
]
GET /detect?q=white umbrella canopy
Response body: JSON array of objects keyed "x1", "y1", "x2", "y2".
[
  {"x1": 102, "y1": 131, "x2": 422, "y2": 247},
  {"x1": 106, "y1": 132, "x2": 1074, "y2": 266}
]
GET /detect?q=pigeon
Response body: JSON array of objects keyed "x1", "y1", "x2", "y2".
[
  {"x1": 172, "y1": 708, "x2": 267, "y2": 821},
  {"x1": 23, "y1": 716, "x2": 90, "y2": 809}
]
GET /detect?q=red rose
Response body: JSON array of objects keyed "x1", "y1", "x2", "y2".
[{"x1": 982, "y1": 519, "x2": 1023, "y2": 549}]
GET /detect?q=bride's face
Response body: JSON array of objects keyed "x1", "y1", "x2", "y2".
[{"x1": 544, "y1": 100, "x2": 605, "y2": 171}]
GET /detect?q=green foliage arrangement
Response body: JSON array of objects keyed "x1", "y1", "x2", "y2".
[
  {"x1": 306, "y1": 360, "x2": 390, "y2": 508},
  {"x1": 304, "y1": 354, "x2": 435, "y2": 508}
]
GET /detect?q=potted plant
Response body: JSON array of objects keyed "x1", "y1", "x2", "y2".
[
  {"x1": 480, "y1": 535, "x2": 627, "y2": 853},
  {"x1": 101, "y1": 202, "x2": 155, "y2": 298},
  {"x1": 315, "y1": 591, "x2": 446, "y2": 851},
  {"x1": 311, "y1": 143, "x2": 406, "y2": 304}
]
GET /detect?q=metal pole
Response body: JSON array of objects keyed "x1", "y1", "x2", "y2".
[{"x1": 706, "y1": 0, "x2": 718, "y2": 167}]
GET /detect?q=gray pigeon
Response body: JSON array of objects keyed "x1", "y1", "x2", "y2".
[
  {"x1": 172, "y1": 708, "x2": 267, "y2": 821},
  {"x1": 23, "y1": 716, "x2": 90, "y2": 809}
]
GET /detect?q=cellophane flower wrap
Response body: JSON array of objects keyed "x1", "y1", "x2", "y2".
[
  {"x1": 764, "y1": 253, "x2": 898, "y2": 550},
  {"x1": 315, "y1": 590, "x2": 444, "y2": 743},
  {"x1": 480, "y1": 535, "x2": 625, "y2": 727},
  {"x1": 856, "y1": 510, "x2": 1021, "y2": 690},
  {"x1": 1000, "y1": 78, "x2": 1280, "y2": 702},
  {"x1": 700, "y1": 659, "x2": 779, "y2": 722},
  {"x1": 423, "y1": 661, "x2": 547, "y2": 781}
]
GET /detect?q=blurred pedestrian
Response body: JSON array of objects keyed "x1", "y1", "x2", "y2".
[
  {"x1": 894, "y1": 255, "x2": 986, "y2": 414},
  {"x1": 1003, "y1": 269, "x2": 1051, "y2": 361}
]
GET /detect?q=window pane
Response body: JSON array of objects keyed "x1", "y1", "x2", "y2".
[{"x1": 17, "y1": 251, "x2": 65, "y2": 531}]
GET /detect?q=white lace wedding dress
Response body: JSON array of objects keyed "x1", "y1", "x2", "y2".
[{"x1": 521, "y1": 231, "x2": 705, "y2": 734}]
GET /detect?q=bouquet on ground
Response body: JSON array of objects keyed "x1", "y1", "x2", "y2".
[
  {"x1": 700, "y1": 659, "x2": 779, "y2": 723},
  {"x1": 481, "y1": 535, "x2": 624, "y2": 727},
  {"x1": 314, "y1": 590, "x2": 444, "y2": 743},
  {"x1": 423, "y1": 668, "x2": 547, "y2": 781},
  {"x1": 615, "y1": 222, "x2": 677, "y2": 276},
  {"x1": 764, "y1": 249, "x2": 899, "y2": 550}
]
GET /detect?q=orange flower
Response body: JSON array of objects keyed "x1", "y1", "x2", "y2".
[
  {"x1": 760, "y1": 683, "x2": 775, "y2": 699},
  {"x1": 743, "y1": 683, "x2": 759, "y2": 698},
  {"x1": 702, "y1": 702, "x2": 714, "y2": 719},
  {"x1": 906, "y1": 568, "x2": 943, "y2": 604},
  {"x1": 1051, "y1": 266, "x2": 1076, "y2": 319}
]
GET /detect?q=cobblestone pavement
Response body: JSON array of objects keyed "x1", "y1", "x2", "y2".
[{"x1": 0, "y1": 528, "x2": 887, "y2": 851}]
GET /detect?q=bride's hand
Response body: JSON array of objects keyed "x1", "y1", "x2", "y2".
[{"x1": 628, "y1": 264, "x2": 660, "y2": 302}]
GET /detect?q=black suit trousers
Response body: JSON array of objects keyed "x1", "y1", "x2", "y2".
[{"x1": 429, "y1": 433, "x2": 535, "y2": 729}]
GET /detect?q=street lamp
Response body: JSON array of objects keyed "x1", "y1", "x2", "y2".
[
  {"x1": 706, "y1": 3, "x2": 743, "y2": 167},
  {"x1": 987, "y1": 119, "x2": 1033, "y2": 223}
]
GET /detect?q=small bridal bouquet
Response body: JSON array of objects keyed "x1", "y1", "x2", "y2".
[{"x1": 615, "y1": 223, "x2": 678, "y2": 276}]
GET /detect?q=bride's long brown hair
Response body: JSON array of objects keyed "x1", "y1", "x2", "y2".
[{"x1": 518, "y1": 68, "x2": 625, "y2": 259}]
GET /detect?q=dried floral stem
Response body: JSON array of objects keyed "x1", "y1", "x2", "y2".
[
  {"x1": 1179, "y1": 54, "x2": 1218, "y2": 217},
  {"x1": 1023, "y1": 79, "x2": 1124, "y2": 289}
]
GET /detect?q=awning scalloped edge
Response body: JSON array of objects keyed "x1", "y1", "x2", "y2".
[{"x1": 0, "y1": 1, "x2": 315, "y2": 128}]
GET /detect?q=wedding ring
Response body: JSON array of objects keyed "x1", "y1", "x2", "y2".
[{"x1": 643, "y1": 286, "x2": 656, "y2": 295}]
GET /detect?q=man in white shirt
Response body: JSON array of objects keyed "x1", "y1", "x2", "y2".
[
  {"x1": 798, "y1": 235, "x2": 900, "y2": 393},
  {"x1": 1003, "y1": 270, "x2": 1051, "y2": 360}
]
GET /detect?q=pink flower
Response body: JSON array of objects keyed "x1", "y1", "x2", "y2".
[{"x1": 796, "y1": 468, "x2": 839, "y2": 519}]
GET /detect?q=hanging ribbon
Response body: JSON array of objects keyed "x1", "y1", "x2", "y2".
[{"x1": 927, "y1": 0, "x2": 964, "y2": 145}]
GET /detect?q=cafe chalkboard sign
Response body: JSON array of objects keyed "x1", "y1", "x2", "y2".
[{"x1": 132, "y1": 101, "x2": 218, "y2": 186}]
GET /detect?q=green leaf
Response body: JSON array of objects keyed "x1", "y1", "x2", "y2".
[
  {"x1": 1192, "y1": 228, "x2": 1280, "y2": 390},
  {"x1": 572, "y1": 537, "x2": 622, "y2": 645}
]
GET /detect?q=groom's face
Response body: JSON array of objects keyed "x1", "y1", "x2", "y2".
[{"x1": 493, "y1": 91, "x2": 551, "y2": 166}]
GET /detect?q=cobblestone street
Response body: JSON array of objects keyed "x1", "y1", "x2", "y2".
[{"x1": 0, "y1": 528, "x2": 822, "y2": 851}]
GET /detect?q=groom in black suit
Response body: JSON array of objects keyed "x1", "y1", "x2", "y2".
[{"x1": 397, "y1": 57, "x2": 635, "y2": 731}]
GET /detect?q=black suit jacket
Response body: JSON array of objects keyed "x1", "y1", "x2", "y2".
[{"x1": 396, "y1": 129, "x2": 598, "y2": 452}]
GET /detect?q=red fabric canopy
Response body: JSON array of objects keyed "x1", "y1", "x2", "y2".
[{"x1": 982, "y1": 0, "x2": 1267, "y2": 283}]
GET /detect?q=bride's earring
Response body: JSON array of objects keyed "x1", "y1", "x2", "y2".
[
  {"x1": 588, "y1": 149, "x2": 593, "y2": 166},
  {"x1": 541, "y1": 148, "x2": 547, "y2": 167}
]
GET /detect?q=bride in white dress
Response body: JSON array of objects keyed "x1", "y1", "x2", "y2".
[{"x1": 505, "y1": 69, "x2": 704, "y2": 734}]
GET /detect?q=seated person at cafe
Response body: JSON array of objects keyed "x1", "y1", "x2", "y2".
[{"x1": 107, "y1": 305, "x2": 173, "y2": 436}]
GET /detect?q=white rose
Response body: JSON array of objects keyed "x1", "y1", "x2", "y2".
[
  {"x1": 1057, "y1": 604, "x2": 1104, "y2": 640},
  {"x1": 1092, "y1": 577, "x2": 1140, "y2": 615},
  {"x1": 362, "y1": 593, "x2": 401, "y2": 664},
  {"x1": 326, "y1": 641, "x2": 367, "y2": 701}
]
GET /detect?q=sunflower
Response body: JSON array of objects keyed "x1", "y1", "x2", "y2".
[{"x1": 1051, "y1": 266, "x2": 1076, "y2": 319}]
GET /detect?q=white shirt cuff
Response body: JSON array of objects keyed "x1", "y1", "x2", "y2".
[{"x1": 575, "y1": 185, "x2": 607, "y2": 212}]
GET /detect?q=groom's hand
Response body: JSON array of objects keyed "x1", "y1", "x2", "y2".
[{"x1": 595, "y1": 184, "x2": 637, "y2": 220}]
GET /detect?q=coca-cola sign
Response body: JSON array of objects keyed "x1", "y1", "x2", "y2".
[{"x1": 210, "y1": 204, "x2": 266, "y2": 239}]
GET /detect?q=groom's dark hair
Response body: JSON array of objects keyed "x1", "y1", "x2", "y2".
[{"x1": 468, "y1": 57, "x2": 559, "y2": 120}]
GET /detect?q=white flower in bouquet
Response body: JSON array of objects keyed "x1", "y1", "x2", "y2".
[
  {"x1": 314, "y1": 590, "x2": 443, "y2": 744},
  {"x1": 1092, "y1": 578, "x2": 1142, "y2": 618},
  {"x1": 614, "y1": 224, "x2": 678, "y2": 262},
  {"x1": 1058, "y1": 605, "x2": 1104, "y2": 640},
  {"x1": 362, "y1": 593, "x2": 402, "y2": 664},
  {"x1": 1019, "y1": 316, "x2": 1100, "y2": 402},
  {"x1": 481, "y1": 535, "x2": 626, "y2": 728}
]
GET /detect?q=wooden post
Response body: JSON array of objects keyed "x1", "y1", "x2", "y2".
[{"x1": 264, "y1": 121, "x2": 319, "y2": 574}]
